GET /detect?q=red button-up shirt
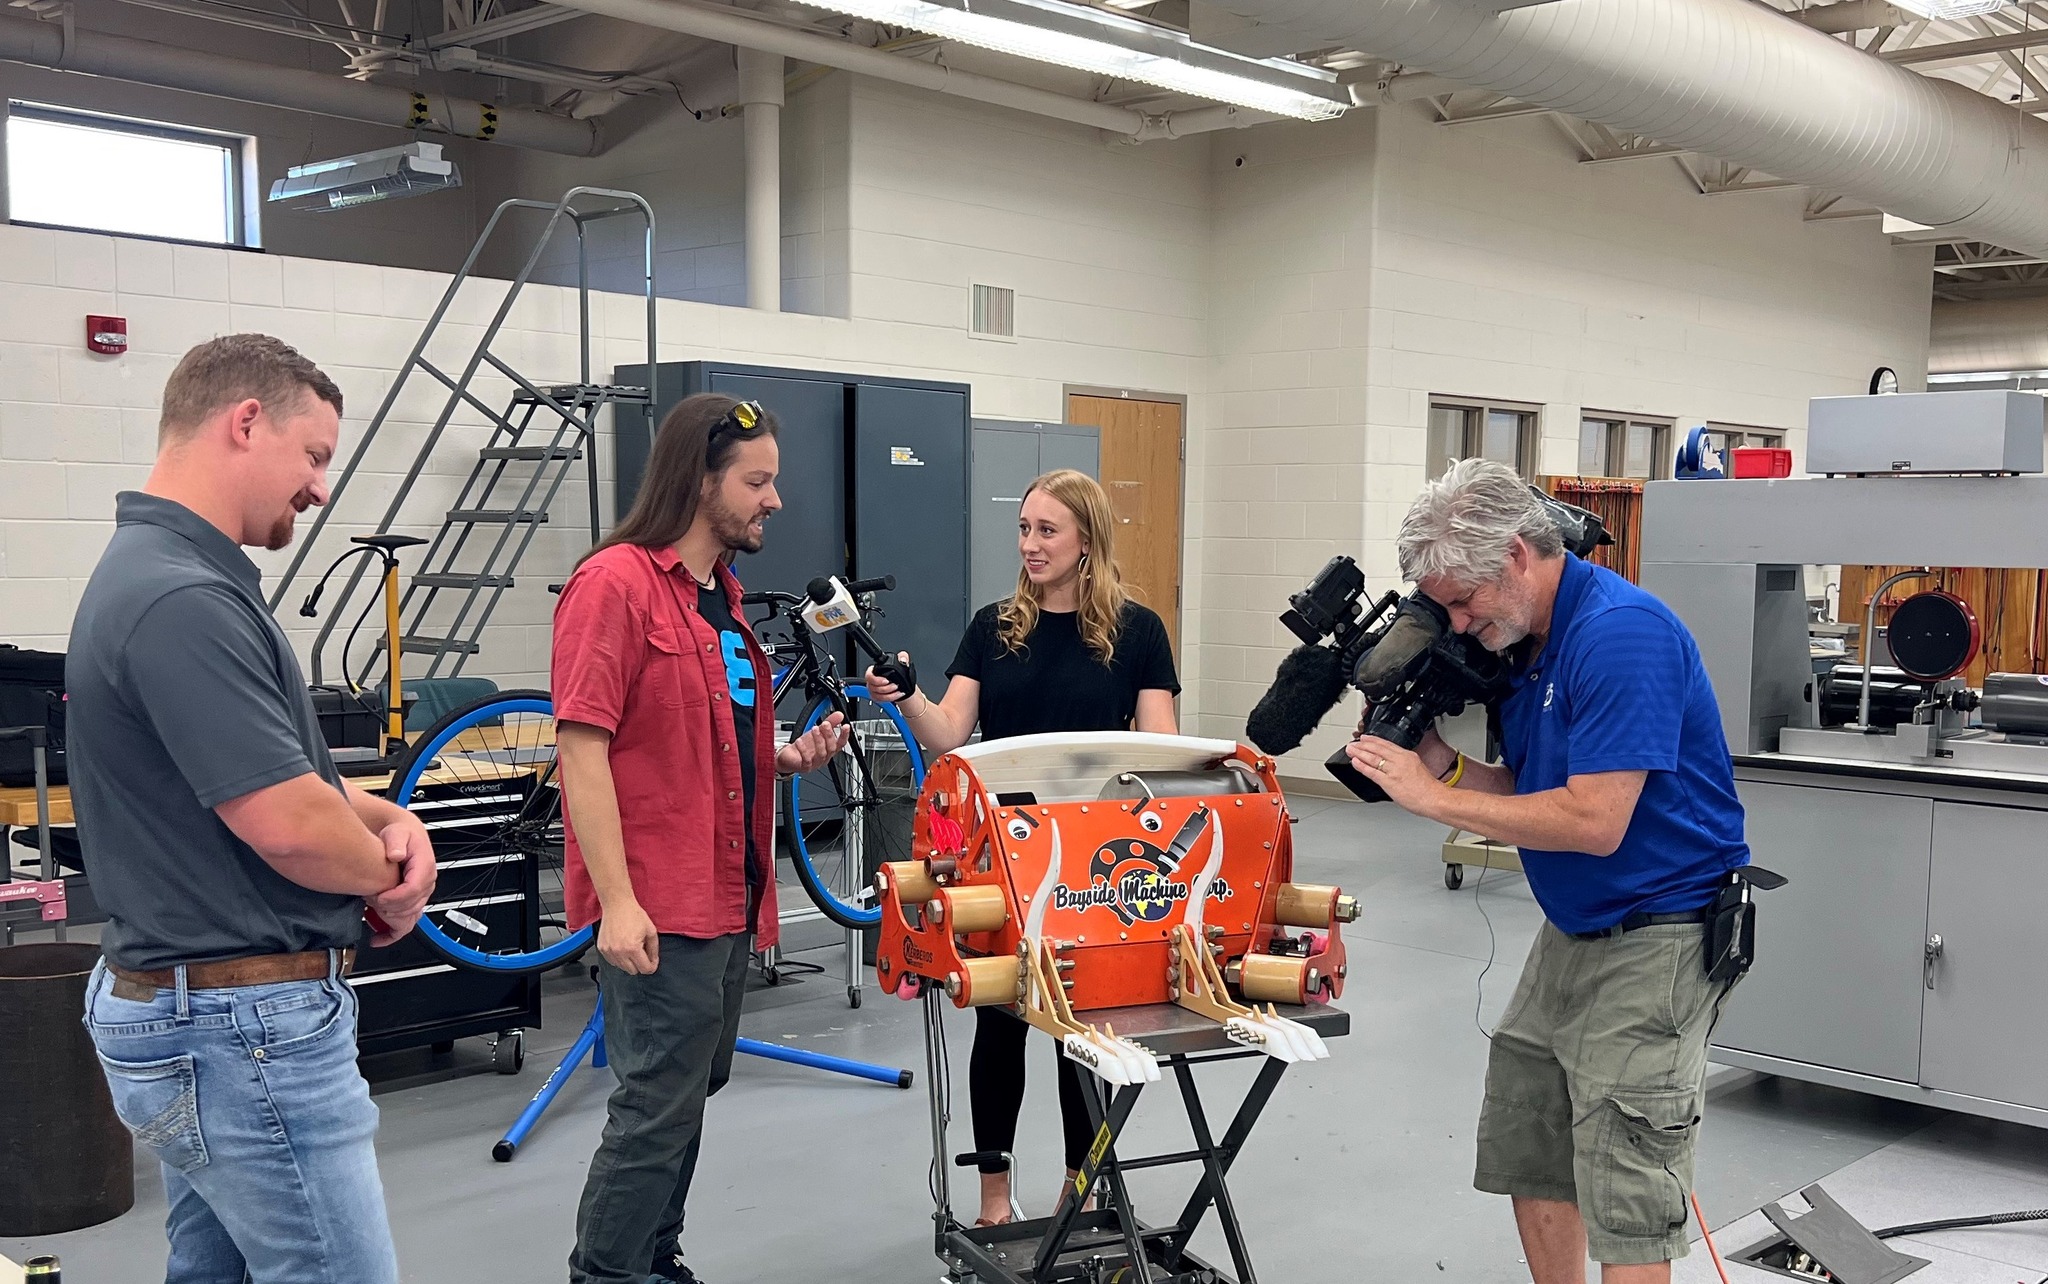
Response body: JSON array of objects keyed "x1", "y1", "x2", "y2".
[{"x1": 551, "y1": 542, "x2": 779, "y2": 947}]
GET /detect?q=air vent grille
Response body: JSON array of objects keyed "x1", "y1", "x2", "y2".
[{"x1": 972, "y1": 283, "x2": 1016, "y2": 338}]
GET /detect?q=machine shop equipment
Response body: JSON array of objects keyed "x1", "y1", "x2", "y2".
[{"x1": 1639, "y1": 387, "x2": 2048, "y2": 1130}]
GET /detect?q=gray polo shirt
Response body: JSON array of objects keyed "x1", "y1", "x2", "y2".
[{"x1": 68, "y1": 492, "x2": 365, "y2": 970}]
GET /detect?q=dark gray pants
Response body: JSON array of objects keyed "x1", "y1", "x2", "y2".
[{"x1": 569, "y1": 932, "x2": 751, "y2": 1284}]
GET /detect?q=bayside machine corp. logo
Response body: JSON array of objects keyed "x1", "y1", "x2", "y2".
[{"x1": 1051, "y1": 804, "x2": 1233, "y2": 928}]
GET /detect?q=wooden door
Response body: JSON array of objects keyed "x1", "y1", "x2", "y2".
[{"x1": 1066, "y1": 394, "x2": 1184, "y2": 655}]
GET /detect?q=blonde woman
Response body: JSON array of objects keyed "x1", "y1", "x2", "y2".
[{"x1": 865, "y1": 468, "x2": 1179, "y2": 1226}]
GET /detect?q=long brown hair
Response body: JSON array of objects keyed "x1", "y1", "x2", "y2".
[
  {"x1": 996, "y1": 469, "x2": 1130, "y2": 664},
  {"x1": 581, "y1": 393, "x2": 779, "y2": 565}
]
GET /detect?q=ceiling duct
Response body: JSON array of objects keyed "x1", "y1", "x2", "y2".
[
  {"x1": 267, "y1": 141, "x2": 462, "y2": 211},
  {"x1": 1218, "y1": 0, "x2": 2048, "y2": 257}
]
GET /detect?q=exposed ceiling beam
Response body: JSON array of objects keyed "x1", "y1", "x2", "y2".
[
  {"x1": 1435, "y1": 98, "x2": 1550, "y2": 124},
  {"x1": 1934, "y1": 244, "x2": 2048, "y2": 272},
  {"x1": 0, "y1": 7, "x2": 607, "y2": 152},
  {"x1": 421, "y1": 3, "x2": 586, "y2": 48},
  {"x1": 1884, "y1": 28, "x2": 2048, "y2": 66}
]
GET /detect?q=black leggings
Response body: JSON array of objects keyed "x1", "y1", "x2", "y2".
[{"x1": 969, "y1": 1006, "x2": 1095, "y2": 1175}]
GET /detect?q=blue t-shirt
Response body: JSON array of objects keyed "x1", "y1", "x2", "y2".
[{"x1": 1495, "y1": 555, "x2": 1749, "y2": 934}]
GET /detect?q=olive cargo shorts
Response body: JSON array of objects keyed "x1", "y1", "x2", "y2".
[{"x1": 1474, "y1": 921, "x2": 1735, "y2": 1266}]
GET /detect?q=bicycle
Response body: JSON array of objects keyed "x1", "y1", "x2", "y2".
[
  {"x1": 744, "y1": 575, "x2": 927, "y2": 941},
  {"x1": 385, "y1": 689, "x2": 583, "y2": 978}
]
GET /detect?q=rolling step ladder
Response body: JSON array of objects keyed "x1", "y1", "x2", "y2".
[{"x1": 269, "y1": 187, "x2": 658, "y2": 684}]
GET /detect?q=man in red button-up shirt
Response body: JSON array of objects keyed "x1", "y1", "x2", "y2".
[{"x1": 554, "y1": 393, "x2": 848, "y2": 1284}]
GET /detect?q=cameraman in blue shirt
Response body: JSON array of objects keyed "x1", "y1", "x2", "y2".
[{"x1": 1348, "y1": 459, "x2": 1749, "y2": 1284}]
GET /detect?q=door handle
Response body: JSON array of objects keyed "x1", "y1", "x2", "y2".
[{"x1": 1924, "y1": 933, "x2": 1944, "y2": 990}]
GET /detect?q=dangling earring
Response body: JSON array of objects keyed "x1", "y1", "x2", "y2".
[{"x1": 1080, "y1": 552, "x2": 1090, "y2": 578}]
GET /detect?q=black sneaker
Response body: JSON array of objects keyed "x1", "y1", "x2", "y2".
[{"x1": 649, "y1": 1248, "x2": 702, "y2": 1284}]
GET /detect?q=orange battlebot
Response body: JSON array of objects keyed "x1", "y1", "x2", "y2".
[{"x1": 874, "y1": 731, "x2": 1358, "y2": 1084}]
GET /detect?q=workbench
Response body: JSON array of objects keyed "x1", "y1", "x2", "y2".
[
  {"x1": 924, "y1": 997, "x2": 1350, "y2": 1284},
  {"x1": 0, "y1": 783, "x2": 71, "y2": 828}
]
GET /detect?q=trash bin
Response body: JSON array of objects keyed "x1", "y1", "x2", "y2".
[{"x1": 0, "y1": 943, "x2": 134, "y2": 1235}]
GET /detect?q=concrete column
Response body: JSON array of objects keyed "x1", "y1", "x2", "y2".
[{"x1": 735, "y1": 46, "x2": 783, "y2": 313}]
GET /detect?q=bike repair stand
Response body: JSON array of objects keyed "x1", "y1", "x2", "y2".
[
  {"x1": 493, "y1": 990, "x2": 914, "y2": 1161},
  {"x1": 920, "y1": 986, "x2": 1349, "y2": 1284}
]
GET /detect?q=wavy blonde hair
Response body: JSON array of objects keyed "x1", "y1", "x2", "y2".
[{"x1": 997, "y1": 469, "x2": 1130, "y2": 664}]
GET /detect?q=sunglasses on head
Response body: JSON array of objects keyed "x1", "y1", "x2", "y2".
[{"x1": 711, "y1": 400, "x2": 767, "y2": 442}]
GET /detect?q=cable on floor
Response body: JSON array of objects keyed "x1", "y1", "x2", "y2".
[
  {"x1": 1875, "y1": 1207, "x2": 2048, "y2": 1239},
  {"x1": 1691, "y1": 1189, "x2": 1732, "y2": 1284},
  {"x1": 1470, "y1": 856, "x2": 1501, "y2": 1041}
]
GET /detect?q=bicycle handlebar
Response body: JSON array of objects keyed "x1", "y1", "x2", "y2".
[{"x1": 741, "y1": 575, "x2": 896, "y2": 609}]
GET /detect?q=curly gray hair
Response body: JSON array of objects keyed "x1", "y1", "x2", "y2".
[{"x1": 1396, "y1": 458, "x2": 1563, "y2": 586}]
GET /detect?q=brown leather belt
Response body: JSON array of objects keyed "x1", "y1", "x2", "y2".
[{"x1": 109, "y1": 949, "x2": 355, "y2": 1001}]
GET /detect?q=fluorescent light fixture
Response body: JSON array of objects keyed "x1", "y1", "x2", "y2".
[
  {"x1": 267, "y1": 141, "x2": 461, "y2": 212},
  {"x1": 792, "y1": 0, "x2": 1347, "y2": 120},
  {"x1": 1890, "y1": 0, "x2": 2011, "y2": 18}
]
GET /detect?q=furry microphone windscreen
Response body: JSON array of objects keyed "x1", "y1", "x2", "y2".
[{"x1": 1245, "y1": 643, "x2": 1348, "y2": 754}]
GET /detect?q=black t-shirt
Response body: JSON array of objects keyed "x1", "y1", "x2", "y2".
[
  {"x1": 696, "y1": 580, "x2": 760, "y2": 887},
  {"x1": 947, "y1": 600, "x2": 1180, "y2": 741}
]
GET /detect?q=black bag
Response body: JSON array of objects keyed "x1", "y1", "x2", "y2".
[
  {"x1": 1705, "y1": 865, "x2": 1788, "y2": 985},
  {"x1": 0, "y1": 645, "x2": 66, "y2": 788}
]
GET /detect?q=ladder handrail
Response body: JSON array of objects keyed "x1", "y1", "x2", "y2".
[{"x1": 273, "y1": 187, "x2": 657, "y2": 686}]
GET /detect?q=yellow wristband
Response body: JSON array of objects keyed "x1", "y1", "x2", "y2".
[{"x1": 1441, "y1": 752, "x2": 1466, "y2": 789}]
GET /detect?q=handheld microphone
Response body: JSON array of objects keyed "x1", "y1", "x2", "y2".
[
  {"x1": 803, "y1": 576, "x2": 917, "y2": 693},
  {"x1": 1245, "y1": 642, "x2": 1347, "y2": 755}
]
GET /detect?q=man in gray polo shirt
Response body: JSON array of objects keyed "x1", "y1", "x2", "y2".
[{"x1": 68, "y1": 334, "x2": 435, "y2": 1284}]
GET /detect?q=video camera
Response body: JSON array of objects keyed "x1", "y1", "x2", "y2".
[{"x1": 1247, "y1": 486, "x2": 1611, "y2": 802}]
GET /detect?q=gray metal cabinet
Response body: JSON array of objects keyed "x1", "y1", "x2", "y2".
[
  {"x1": 1714, "y1": 781, "x2": 1932, "y2": 1082},
  {"x1": 852, "y1": 384, "x2": 971, "y2": 680},
  {"x1": 1921, "y1": 802, "x2": 2048, "y2": 1110},
  {"x1": 969, "y1": 419, "x2": 1098, "y2": 610}
]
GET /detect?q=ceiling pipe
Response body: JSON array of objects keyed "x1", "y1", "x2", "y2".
[
  {"x1": 0, "y1": 9, "x2": 606, "y2": 155},
  {"x1": 1220, "y1": 0, "x2": 2048, "y2": 257},
  {"x1": 546, "y1": 0, "x2": 1290, "y2": 139},
  {"x1": 736, "y1": 45, "x2": 782, "y2": 312},
  {"x1": 1790, "y1": 0, "x2": 1908, "y2": 35}
]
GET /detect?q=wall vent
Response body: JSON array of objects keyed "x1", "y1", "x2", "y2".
[{"x1": 972, "y1": 283, "x2": 1016, "y2": 339}]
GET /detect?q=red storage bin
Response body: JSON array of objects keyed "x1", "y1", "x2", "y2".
[{"x1": 1730, "y1": 447, "x2": 1792, "y2": 478}]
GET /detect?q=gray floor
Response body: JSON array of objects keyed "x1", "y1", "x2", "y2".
[{"x1": 13, "y1": 796, "x2": 2048, "y2": 1282}]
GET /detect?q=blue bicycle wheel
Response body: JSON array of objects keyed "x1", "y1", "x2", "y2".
[
  {"x1": 387, "y1": 690, "x2": 594, "y2": 974},
  {"x1": 781, "y1": 684, "x2": 926, "y2": 930}
]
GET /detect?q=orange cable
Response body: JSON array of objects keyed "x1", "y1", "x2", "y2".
[{"x1": 1692, "y1": 1189, "x2": 1733, "y2": 1284}]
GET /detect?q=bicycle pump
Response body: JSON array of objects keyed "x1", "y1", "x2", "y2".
[{"x1": 300, "y1": 534, "x2": 429, "y2": 762}]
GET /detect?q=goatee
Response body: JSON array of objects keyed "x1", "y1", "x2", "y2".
[{"x1": 265, "y1": 512, "x2": 296, "y2": 551}]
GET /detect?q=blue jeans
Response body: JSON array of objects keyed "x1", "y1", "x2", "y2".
[{"x1": 81, "y1": 955, "x2": 398, "y2": 1284}]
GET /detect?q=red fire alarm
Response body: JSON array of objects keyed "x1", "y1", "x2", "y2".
[{"x1": 86, "y1": 315, "x2": 128, "y2": 355}]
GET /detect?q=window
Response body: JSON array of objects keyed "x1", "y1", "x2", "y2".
[
  {"x1": 1428, "y1": 397, "x2": 1540, "y2": 479},
  {"x1": 6, "y1": 103, "x2": 243, "y2": 245},
  {"x1": 1578, "y1": 412, "x2": 1673, "y2": 480},
  {"x1": 1703, "y1": 423, "x2": 1787, "y2": 459}
]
